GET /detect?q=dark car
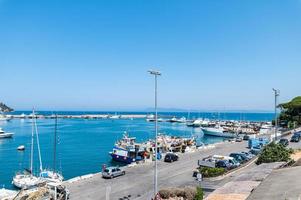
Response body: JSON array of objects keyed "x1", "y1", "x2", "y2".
[
  {"x1": 243, "y1": 135, "x2": 250, "y2": 141},
  {"x1": 229, "y1": 153, "x2": 249, "y2": 164},
  {"x1": 279, "y1": 138, "x2": 289, "y2": 146},
  {"x1": 290, "y1": 134, "x2": 301, "y2": 142},
  {"x1": 164, "y1": 153, "x2": 179, "y2": 162},
  {"x1": 215, "y1": 160, "x2": 233, "y2": 170},
  {"x1": 250, "y1": 147, "x2": 261, "y2": 155}
]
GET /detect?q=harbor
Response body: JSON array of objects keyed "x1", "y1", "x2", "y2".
[{"x1": 0, "y1": 111, "x2": 279, "y2": 199}]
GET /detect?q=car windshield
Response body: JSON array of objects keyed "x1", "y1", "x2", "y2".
[{"x1": 104, "y1": 169, "x2": 110, "y2": 173}]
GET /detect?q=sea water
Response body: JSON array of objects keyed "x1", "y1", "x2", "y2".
[{"x1": 0, "y1": 111, "x2": 273, "y2": 189}]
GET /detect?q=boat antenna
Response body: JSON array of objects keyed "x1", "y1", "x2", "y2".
[{"x1": 53, "y1": 114, "x2": 57, "y2": 173}]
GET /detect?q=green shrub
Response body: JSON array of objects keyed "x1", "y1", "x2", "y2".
[
  {"x1": 256, "y1": 142, "x2": 293, "y2": 165},
  {"x1": 199, "y1": 167, "x2": 225, "y2": 178},
  {"x1": 194, "y1": 187, "x2": 204, "y2": 200}
]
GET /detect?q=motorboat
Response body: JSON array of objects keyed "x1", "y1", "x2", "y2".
[
  {"x1": 0, "y1": 128, "x2": 14, "y2": 138},
  {"x1": 168, "y1": 117, "x2": 178, "y2": 123},
  {"x1": 17, "y1": 145, "x2": 25, "y2": 151},
  {"x1": 201, "y1": 127, "x2": 236, "y2": 138}
]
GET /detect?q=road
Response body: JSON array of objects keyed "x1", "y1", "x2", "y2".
[{"x1": 64, "y1": 141, "x2": 249, "y2": 200}]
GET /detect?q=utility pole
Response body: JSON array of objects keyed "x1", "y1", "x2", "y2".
[
  {"x1": 273, "y1": 88, "x2": 280, "y2": 140},
  {"x1": 148, "y1": 70, "x2": 161, "y2": 198}
]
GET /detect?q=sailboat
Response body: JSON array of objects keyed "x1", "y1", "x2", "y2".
[
  {"x1": 40, "y1": 115, "x2": 64, "y2": 183},
  {"x1": 12, "y1": 110, "x2": 44, "y2": 189}
]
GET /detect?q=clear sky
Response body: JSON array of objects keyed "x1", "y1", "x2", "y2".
[{"x1": 0, "y1": 0, "x2": 301, "y2": 111}]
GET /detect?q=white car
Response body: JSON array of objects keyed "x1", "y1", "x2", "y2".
[{"x1": 102, "y1": 167, "x2": 125, "y2": 179}]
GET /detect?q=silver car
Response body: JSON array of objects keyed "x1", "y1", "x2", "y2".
[{"x1": 102, "y1": 167, "x2": 125, "y2": 179}]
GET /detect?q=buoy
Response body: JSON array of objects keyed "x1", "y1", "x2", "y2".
[{"x1": 17, "y1": 145, "x2": 25, "y2": 151}]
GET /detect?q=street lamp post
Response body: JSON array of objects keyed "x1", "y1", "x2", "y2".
[
  {"x1": 148, "y1": 70, "x2": 161, "y2": 198},
  {"x1": 273, "y1": 88, "x2": 280, "y2": 141}
]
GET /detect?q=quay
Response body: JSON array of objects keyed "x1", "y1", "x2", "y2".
[
  {"x1": 9, "y1": 114, "x2": 147, "y2": 119},
  {"x1": 64, "y1": 141, "x2": 248, "y2": 200}
]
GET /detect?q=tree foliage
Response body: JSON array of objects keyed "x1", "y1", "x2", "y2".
[
  {"x1": 256, "y1": 142, "x2": 292, "y2": 165},
  {"x1": 278, "y1": 96, "x2": 301, "y2": 128}
]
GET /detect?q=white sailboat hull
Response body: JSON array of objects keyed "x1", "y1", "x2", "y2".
[{"x1": 12, "y1": 174, "x2": 43, "y2": 189}]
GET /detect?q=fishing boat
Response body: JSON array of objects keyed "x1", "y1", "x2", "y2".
[
  {"x1": 0, "y1": 128, "x2": 14, "y2": 138},
  {"x1": 109, "y1": 132, "x2": 146, "y2": 164},
  {"x1": 201, "y1": 127, "x2": 236, "y2": 138}
]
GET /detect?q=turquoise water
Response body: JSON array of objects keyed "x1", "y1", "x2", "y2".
[
  {"x1": 0, "y1": 118, "x2": 220, "y2": 189},
  {"x1": 0, "y1": 112, "x2": 273, "y2": 189}
]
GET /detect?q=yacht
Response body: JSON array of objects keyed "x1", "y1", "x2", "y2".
[
  {"x1": 0, "y1": 128, "x2": 14, "y2": 138},
  {"x1": 168, "y1": 117, "x2": 178, "y2": 123},
  {"x1": 201, "y1": 126, "x2": 236, "y2": 138}
]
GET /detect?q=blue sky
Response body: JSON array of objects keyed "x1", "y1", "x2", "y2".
[{"x1": 0, "y1": 0, "x2": 301, "y2": 111}]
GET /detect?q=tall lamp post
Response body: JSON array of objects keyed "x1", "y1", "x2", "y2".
[
  {"x1": 273, "y1": 88, "x2": 280, "y2": 140},
  {"x1": 148, "y1": 70, "x2": 161, "y2": 198}
]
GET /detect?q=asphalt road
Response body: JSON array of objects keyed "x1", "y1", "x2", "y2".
[{"x1": 64, "y1": 141, "x2": 249, "y2": 200}]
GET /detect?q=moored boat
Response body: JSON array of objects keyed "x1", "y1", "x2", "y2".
[
  {"x1": 201, "y1": 127, "x2": 236, "y2": 138},
  {"x1": 109, "y1": 133, "x2": 146, "y2": 164},
  {"x1": 0, "y1": 128, "x2": 14, "y2": 138}
]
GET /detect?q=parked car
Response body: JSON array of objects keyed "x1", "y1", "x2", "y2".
[
  {"x1": 241, "y1": 151, "x2": 255, "y2": 159},
  {"x1": 235, "y1": 137, "x2": 243, "y2": 142},
  {"x1": 290, "y1": 134, "x2": 301, "y2": 142},
  {"x1": 243, "y1": 135, "x2": 250, "y2": 141},
  {"x1": 250, "y1": 147, "x2": 261, "y2": 155},
  {"x1": 164, "y1": 153, "x2": 179, "y2": 162},
  {"x1": 229, "y1": 153, "x2": 249, "y2": 164},
  {"x1": 279, "y1": 138, "x2": 289, "y2": 146},
  {"x1": 102, "y1": 167, "x2": 125, "y2": 179},
  {"x1": 215, "y1": 160, "x2": 233, "y2": 170}
]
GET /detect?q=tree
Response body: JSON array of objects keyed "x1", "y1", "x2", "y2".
[
  {"x1": 278, "y1": 96, "x2": 301, "y2": 128},
  {"x1": 256, "y1": 142, "x2": 292, "y2": 165}
]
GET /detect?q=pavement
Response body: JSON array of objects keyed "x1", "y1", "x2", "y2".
[
  {"x1": 246, "y1": 135, "x2": 301, "y2": 200},
  {"x1": 247, "y1": 166, "x2": 301, "y2": 200},
  {"x1": 64, "y1": 141, "x2": 249, "y2": 200}
]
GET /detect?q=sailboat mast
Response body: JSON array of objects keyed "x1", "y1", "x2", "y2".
[
  {"x1": 30, "y1": 110, "x2": 34, "y2": 174},
  {"x1": 53, "y1": 114, "x2": 57, "y2": 173},
  {"x1": 34, "y1": 111, "x2": 43, "y2": 172}
]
